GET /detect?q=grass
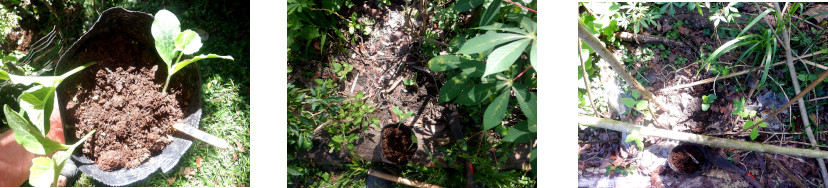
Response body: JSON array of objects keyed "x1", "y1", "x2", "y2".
[{"x1": 68, "y1": 0, "x2": 250, "y2": 186}]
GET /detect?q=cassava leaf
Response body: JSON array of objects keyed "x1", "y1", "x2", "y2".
[
  {"x1": 530, "y1": 38, "x2": 537, "y2": 70},
  {"x1": 456, "y1": 33, "x2": 526, "y2": 55},
  {"x1": 479, "y1": 0, "x2": 502, "y2": 27},
  {"x1": 513, "y1": 83, "x2": 536, "y2": 125},
  {"x1": 439, "y1": 73, "x2": 469, "y2": 103},
  {"x1": 454, "y1": 0, "x2": 486, "y2": 12},
  {"x1": 427, "y1": 55, "x2": 461, "y2": 72},
  {"x1": 456, "y1": 83, "x2": 497, "y2": 105},
  {"x1": 483, "y1": 89, "x2": 510, "y2": 131},
  {"x1": 483, "y1": 38, "x2": 532, "y2": 77},
  {"x1": 502, "y1": 121, "x2": 532, "y2": 143}
]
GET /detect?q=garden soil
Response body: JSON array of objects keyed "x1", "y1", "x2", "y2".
[
  {"x1": 60, "y1": 32, "x2": 185, "y2": 171},
  {"x1": 381, "y1": 125, "x2": 416, "y2": 164}
]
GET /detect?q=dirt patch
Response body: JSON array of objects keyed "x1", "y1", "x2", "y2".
[
  {"x1": 381, "y1": 125, "x2": 416, "y2": 164},
  {"x1": 60, "y1": 33, "x2": 184, "y2": 171}
]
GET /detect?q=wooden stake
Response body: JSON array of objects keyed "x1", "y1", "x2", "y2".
[{"x1": 367, "y1": 169, "x2": 444, "y2": 188}]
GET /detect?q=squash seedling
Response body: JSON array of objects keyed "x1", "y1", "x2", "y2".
[
  {"x1": 0, "y1": 62, "x2": 97, "y2": 186},
  {"x1": 151, "y1": 10, "x2": 234, "y2": 93},
  {"x1": 701, "y1": 93, "x2": 716, "y2": 111}
]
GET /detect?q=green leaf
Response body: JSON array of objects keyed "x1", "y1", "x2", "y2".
[
  {"x1": 3, "y1": 105, "x2": 68, "y2": 155},
  {"x1": 427, "y1": 55, "x2": 461, "y2": 72},
  {"x1": 479, "y1": 0, "x2": 502, "y2": 27},
  {"x1": 739, "y1": 9, "x2": 773, "y2": 37},
  {"x1": 519, "y1": 16, "x2": 536, "y2": 34},
  {"x1": 621, "y1": 98, "x2": 637, "y2": 108},
  {"x1": 456, "y1": 83, "x2": 497, "y2": 105},
  {"x1": 635, "y1": 100, "x2": 649, "y2": 111},
  {"x1": 0, "y1": 70, "x2": 8, "y2": 80},
  {"x1": 530, "y1": 39, "x2": 537, "y2": 70},
  {"x1": 456, "y1": 33, "x2": 525, "y2": 55},
  {"x1": 152, "y1": 9, "x2": 181, "y2": 66},
  {"x1": 502, "y1": 121, "x2": 532, "y2": 143},
  {"x1": 483, "y1": 38, "x2": 532, "y2": 77},
  {"x1": 513, "y1": 83, "x2": 536, "y2": 125},
  {"x1": 287, "y1": 166, "x2": 303, "y2": 176},
  {"x1": 29, "y1": 157, "x2": 56, "y2": 187},
  {"x1": 704, "y1": 34, "x2": 759, "y2": 72},
  {"x1": 454, "y1": 0, "x2": 486, "y2": 12},
  {"x1": 18, "y1": 85, "x2": 56, "y2": 135},
  {"x1": 744, "y1": 120, "x2": 755, "y2": 129},
  {"x1": 332, "y1": 135, "x2": 344, "y2": 143},
  {"x1": 702, "y1": 104, "x2": 710, "y2": 111},
  {"x1": 631, "y1": 90, "x2": 641, "y2": 99},
  {"x1": 750, "y1": 128, "x2": 759, "y2": 140},
  {"x1": 483, "y1": 89, "x2": 510, "y2": 131},
  {"x1": 475, "y1": 23, "x2": 527, "y2": 34},
  {"x1": 171, "y1": 54, "x2": 234, "y2": 75},
  {"x1": 439, "y1": 73, "x2": 468, "y2": 103},
  {"x1": 174, "y1": 29, "x2": 202, "y2": 55}
]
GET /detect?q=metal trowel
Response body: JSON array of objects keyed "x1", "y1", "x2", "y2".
[{"x1": 173, "y1": 123, "x2": 229, "y2": 149}]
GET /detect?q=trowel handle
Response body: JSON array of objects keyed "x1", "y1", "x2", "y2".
[{"x1": 173, "y1": 123, "x2": 229, "y2": 149}]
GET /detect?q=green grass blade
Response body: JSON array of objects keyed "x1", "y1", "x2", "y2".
[{"x1": 738, "y1": 9, "x2": 773, "y2": 37}]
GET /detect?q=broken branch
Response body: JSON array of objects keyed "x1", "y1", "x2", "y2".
[{"x1": 578, "y1": 115, "x2": 828, "y2": 159}]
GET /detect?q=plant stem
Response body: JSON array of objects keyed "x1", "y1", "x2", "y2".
[
  {"x1": 512, "y1": 64, "x2": 533, "y2": 82},
  {"x1": 578, "y1": 116, "x2": 828, "y2": 159},
  {"x1": 162, "y1": 51, "x2": 184, "y2": 93}
]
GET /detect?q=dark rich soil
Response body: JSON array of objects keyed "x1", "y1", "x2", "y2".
[
  {"x1": 381, "y1": 125, "x2": 416, "y2": 164},
  {"x1": 669, "y1": 144, "x2": 707, "y2": 174},
  {"x1": 60, "y1": 32, "x2": 184, "y2": 171}
]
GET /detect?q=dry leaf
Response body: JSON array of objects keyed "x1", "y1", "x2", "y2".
[
  {"x1": 236, "y1": 140, "x2": 245, "y2": 153},
  {"x1": 167, "y1": 176, "x2": 176, "y2": 185}
]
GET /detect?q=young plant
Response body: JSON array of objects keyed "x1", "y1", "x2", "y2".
[
  {"x1": 621, "y1": 90, "x2": 653, "y2": 120},
  {"x1": 403, "y1": 73, "x2": 417, "y2": 86},
  {"x1": 701, "y1": 93, "x2": 717, "y2": 111},
  {"x1": 0, "y1": 62, "x2": 97, "y2": 187},
  {"x1": 744, "y1": 119, "x2": 768, "y2": 140},
  {"x1": 392, "y1": 106, "x2": 415, "y2": 121},
  {"x1": 732, "y1": 97, "x2": 758, "y2": 118},
  {"x1": 331, "y1": 60, "x2": 353, "y2": 81},
  {"x1": 152, "y1": 10, "x2": 234, "y2": 93}
]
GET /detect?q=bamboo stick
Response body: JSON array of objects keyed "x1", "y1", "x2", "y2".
[
  {"x1": 367, "y1": 169, "x2": 444, "y2": 188},
  {"x1": 578, "y1": 22, "x2": 669, "y2": 113},
  {"x1": 578, "y1": 116, "x2": 828, "y2": 159}
]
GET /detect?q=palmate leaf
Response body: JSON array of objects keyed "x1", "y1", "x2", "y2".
[
  {"x1": 456, "y1": 83, "x2": 496, "y2": 105},
  {"x1": 483, "y1": 88, "x2": 510, "y2": 131},
  {"x1": 476, "y1": 23, "x2": 527, "y2": 34},
  {"x1": 3, "y1": 105, "x2": 68, "y2": 155},
  {"x1": 456, "y1": 33, "x2": 526, "y2": 55},
  {"x1": 502, "y1": 121, "x2": 532, "y2": 143},
  {"x1": 513, "y1": 83, "x2": 536, "y2": 125},
  {"x1": 478, "y1": 0, "x2": 502, "y2": 27},
  {"x1": 427, "y1": 55, "x2": 461, "y2": 72},
  {"x1": 152, "y1": 9, "x2": 181, "y2": 66},
  {"x1": 483, "y1": 38, "x2": 531, "y2": 77},
  {"x1": 439, "y1": 73, "x2": 469, "y2": 103}
]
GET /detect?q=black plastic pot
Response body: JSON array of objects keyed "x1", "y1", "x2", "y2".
[
  {"x1": 54, "y1": 7, "x2": 202, "y2": 186},
  {"x1": 379, "y1": 124, "x2": 417, "y2": 165},
  {"x1": 668, "y1": 143, "x2": 709, "y2": 175}
]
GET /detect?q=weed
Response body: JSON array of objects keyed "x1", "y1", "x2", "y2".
[{"x1": 701, "y1": 93, "x2": 717, "y2": 111}]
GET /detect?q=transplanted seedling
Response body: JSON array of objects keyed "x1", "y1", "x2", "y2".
[
  {"x1": 0, "y1": 62, "x2": 97, "y2": 186},
  {"x1": 152, "y1": 9, "x2": 234, "y2": 93}
]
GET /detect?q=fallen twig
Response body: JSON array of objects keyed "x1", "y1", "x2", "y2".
[
  {"x1": 367, "y1": 169, "x2": 444, "y2": 188},
  {"x1": 657, "y1": 51, "x2": 823, "y2": 92},
  {"x1": 578, "y1": 22, "x2": 669, "y2": 113},
  {"x1": 578, "y1": 41, "x2": 603, "y2": 118},
  {"x1": 578, "y1": 116, "x2": 828, "y2": 159},
  {"x1": 764, "y1": 153, "x2": 807, "y2": 188}
]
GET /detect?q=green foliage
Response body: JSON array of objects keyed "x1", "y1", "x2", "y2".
[
  {"x1": 152, "y1": 10, "x2": 234, "y2": 93},
  {"x1": 0, "y1": 62, "x2": 96, "y2": 186},
  {"x1": 744, "y1": 119, "x2": 767, "y2": 140},
  {"x1": 702, "y1": 7, "x2": 777, "y2": 91},
  {"x1": 732, "y1": 97, "x2": 758, "y2": 118},
  {"x1": 606, "y1": 164, "x2": 636, "y2": 176},
  {"x1": 392, "y1": 106, "x2": 415, "y2": 121},
  {"x1": 618, "y1": 2, "x2": 661, "y2": 34},
  {"x1": 331, "y1": 60, "x2": 353, "y2": 81},
  {"x1": 708, "y1": 2, "x2": 742, "y2": 29},
  {"x1": 620, "y1": 90, "x2": 653, "y2": 120},
  {"x1": 701, "y1": 93, "x2": 717, "y2": 111}
]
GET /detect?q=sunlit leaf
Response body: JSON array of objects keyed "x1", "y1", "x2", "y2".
[
  {"x1": 152, "y1": 9, "x2": 181, "y2": 66},
  {"x1": 483, "y1": 38, "x2": 531, "y2": 77},
  {"x1": 175, "y1": 29, "x2": 202, "y2": 55},
  {"x1": 483, "y1": 89, "x2": 510, "y2": 131},
  {"x1": 456, "y1": 33, "x2": 526, "y2": 55},
  {"x1": 4, "y1": 105, "x2": 68, "y2": 155},
  {"x1": 29, "y1": 157, "x2": 56, "y2": 187},
  {"x1": 427, "y1": 55, "x2": 461, "y2": 72}
]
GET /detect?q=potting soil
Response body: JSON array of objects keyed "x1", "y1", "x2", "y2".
[{"x1": 381, "y1": 126, "x2": 416, "y2": 164}]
